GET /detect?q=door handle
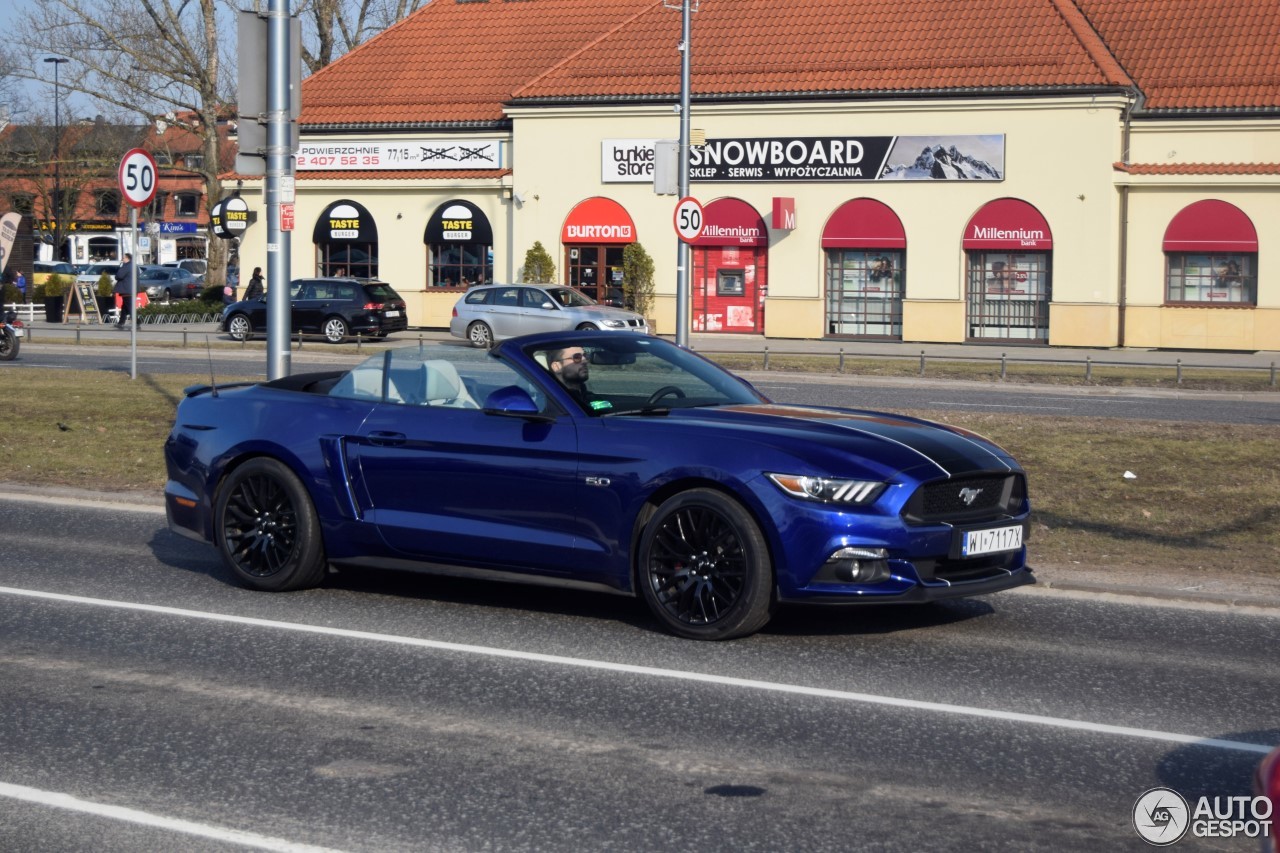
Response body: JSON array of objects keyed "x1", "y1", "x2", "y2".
[{"x1": 367, "y1": 431, "x2": 406, "y2": 447}]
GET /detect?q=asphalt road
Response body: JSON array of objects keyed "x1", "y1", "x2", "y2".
[
  {"x1": 1, "y1": 495, "x2": 1276, "y2": 851},
  {"x1": 11, "y1": 341, "x2": 1280, "y2": 424}
]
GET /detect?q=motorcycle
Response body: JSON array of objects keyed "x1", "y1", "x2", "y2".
[{"x1": 0, "y1": 309, "x2": 23, "y2": 361}]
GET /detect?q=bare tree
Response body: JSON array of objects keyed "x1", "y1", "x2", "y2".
[
  {"x1": 243, "y1": 0, "x2": 429, "y2": 73},
  {"x1": 3, "y1": 0, "x2": 236, "y2": 278}
]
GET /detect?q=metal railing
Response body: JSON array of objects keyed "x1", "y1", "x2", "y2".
[{"x1": 702, "y1": 345, "x2": 1280, "y2": 388}]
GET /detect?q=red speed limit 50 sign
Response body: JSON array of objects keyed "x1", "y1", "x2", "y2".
[
  {"x1": 118, "y1": 148, "x2": 158, "y2": 209},
  {"x1": 673, "y1": 196, "x2": 704, "y2": 243}
]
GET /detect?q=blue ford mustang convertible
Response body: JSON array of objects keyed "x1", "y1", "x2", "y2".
[{"x1": 165, "y1": 332, "x2": 1033, "y2": 639}]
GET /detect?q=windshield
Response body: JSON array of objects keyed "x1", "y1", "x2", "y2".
[
  {"x1": 546, "y1": 287, "x2": 596, "y2": 308},
  {"x1": 521, "y1": 336, "x2": 764, "y2": 416}
]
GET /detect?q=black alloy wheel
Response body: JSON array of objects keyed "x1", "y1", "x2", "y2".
[
  {"x1": 215, "y1": 458, "x2": 327, "y2": 591},
  {"x1": 637, "y1": 488, "x2": 774, "y2": 640}
]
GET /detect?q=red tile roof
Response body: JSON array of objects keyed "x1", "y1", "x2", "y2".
[
  {"x1": 518, "y1": 0, "x2": 1133, "y2": 101},
  {"x1": 300, "y1": 0, "x2": 657, "y2": 128},
  {"x1": 1075, "y1": 0, "x2": 1280, "y2": 112},
  {"x1": 299, "y1": 0, "x2": 1277, "y2": 129},
  {"x1": 1114, "y1": 161, "x2": 1280, "y2": 175}
]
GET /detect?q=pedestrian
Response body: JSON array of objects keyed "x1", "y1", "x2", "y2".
[
  {"x1": 243, "y1": 266, "x2": 264, "y2": 301},
  {"x1": 113, "y1": 253, "x2": 135, "y2": 328},
  {"x1": 14, "y1": 269, "x2": 26, "y2": 301}
]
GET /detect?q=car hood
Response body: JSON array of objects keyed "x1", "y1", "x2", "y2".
[
  {"x1": 651, "y1": 403, "x2": 1018, "y2": 480},
  {"x1": 566, "y1": 305, "x2": 644, "y2": 321}
]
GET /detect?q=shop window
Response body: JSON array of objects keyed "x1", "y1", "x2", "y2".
[
  {"x1": 175, "y1": 193, "x2": 201, "y2": 218},
  {"x1": 966, "y1": 252, "x2": 1051, "y2": 342},
  {"x1": 319, "y1": 243, "x2": 377, "y2": 279},
  {"x1": 429, "y1": 243, "x2": 491, "y2": 288},
  {"x1": 825, "y1": 250, "x2": 903, "y2": 338},
  {"x1": 1166, "y1": 254, "x2": 1256, "y2": 305}
]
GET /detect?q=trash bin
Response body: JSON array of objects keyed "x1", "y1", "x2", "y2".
[{"x1": 43, "y1": 295, "x2": 65, "y2": 323}]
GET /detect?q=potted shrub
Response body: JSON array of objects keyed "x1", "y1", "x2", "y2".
[
  {"x1": 95, "y1": 273, "x2": 117, "y2": 318},
  {"x1": 41, "y1": 275, "x2": 73, "y2": 323},
  {"x1": 520, "y1": 241, "x2": 556, "y2": 284}
]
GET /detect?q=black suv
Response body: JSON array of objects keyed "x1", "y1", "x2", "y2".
[{"x1": 219, "y1": 277, "x2": 409, "y2": 343}]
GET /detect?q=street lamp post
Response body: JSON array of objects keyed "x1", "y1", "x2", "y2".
[{"x1": 43, "y1": 56, "x2": 69, "y2": 263}]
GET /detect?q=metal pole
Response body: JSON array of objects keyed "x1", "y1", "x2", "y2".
[
  {"x1": 265, "y1": 0, "x2": 293, "y2": 379},
  {"x1": 43, "y1": 57, "x2": 68, "y2": 265},
  {"x1": 129, "y1": 208, "x2": 138, "y2": 379},
  {"x1": 673, "y1": 0, "x2": 692, "y2": 348}
]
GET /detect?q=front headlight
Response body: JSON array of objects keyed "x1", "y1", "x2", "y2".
[
  {"x1": 600, "y1": 319, "x2": 626, "y2": 328},
  {"x1": 767, "y1": 473, "x2": 885, "y2": 505}
]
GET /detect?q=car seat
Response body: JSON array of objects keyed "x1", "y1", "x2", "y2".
[{"x1": 422, "y1": 360, "x2": 479, "y2": 408}]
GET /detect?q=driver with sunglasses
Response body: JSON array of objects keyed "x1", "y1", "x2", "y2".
[{"x1": 546, "y1": 346, "x2": 608, "y2": 411}]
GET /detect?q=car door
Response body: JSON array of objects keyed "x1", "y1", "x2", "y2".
[
  {"x1": 483, "y1": 286, "x2": 525, "y2": 339},
  {"x1": 518, "y1": 287, "x2": 568, "y2": 335},
  {"x1": 349, "y1": 354, "x2": 594, "y2": 576},
  {"x1": 289, "y1": 280, "x2": 325, "y2": 333}
]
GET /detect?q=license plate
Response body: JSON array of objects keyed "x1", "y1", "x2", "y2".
[
  {"x1": 960, "y1": 524, "x2": 1023, "y2": 557},
  {"x1": 10, "y1": 327, "x2": 23, "y2": 338},
  {"x1": 383, "y1": 310, "x2": 400, "y2": 318}
]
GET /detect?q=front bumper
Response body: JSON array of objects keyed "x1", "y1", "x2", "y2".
[{"x1": 778, "y1": 563, "x2": 1035, "y2": 605}]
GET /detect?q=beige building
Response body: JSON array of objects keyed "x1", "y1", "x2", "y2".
[{"x1": 230, "y1": 0, "x2": 1280, "y2": 351}]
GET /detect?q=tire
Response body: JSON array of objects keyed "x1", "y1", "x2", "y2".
[
  {"x1": 226, "y1": 313, "x2": 253, "y2": 342},
  {"x1": 467, "y1": 321, "x2": 493, "y2": 348},
  {"x1": 576, "y1": 323, "x2": 598, "y2": 331},
  {"x1": 637, "y1": 488, "x2": 774, "y2": 640},
  {"x1": 323, "y1": 316, "x2": 349, "y2": 344},
  {"x1": 214, "y1": 458, "x2": 327, "y2": 592},
  {"x1": 0, "y1": 327, "x2": 18, "y2": 361}
]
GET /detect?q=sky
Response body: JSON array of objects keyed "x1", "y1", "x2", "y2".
[{"x1": 3, "y1": 0, "x2": 126, "y2": 122}]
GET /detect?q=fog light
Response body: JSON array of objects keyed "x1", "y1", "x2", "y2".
[{"x1": 825, "y1": 547, "x2": 890, "y2": 584}]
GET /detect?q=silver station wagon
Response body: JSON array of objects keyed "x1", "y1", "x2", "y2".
[{"x1": 450, "y1": 283, "x2": 649, "y2": 347}]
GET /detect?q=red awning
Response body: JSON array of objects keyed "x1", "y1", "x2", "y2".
[
  {"x1": 963, "y1": 198, "x2": 1052, "y2": 250},
  {"x1": 691, "y1": 198, "x2": 768, "y2": 247},
  {"x1": 562, "y1": 197, "x2": 636, "y2": 244},
  {"x1": 1163, "y1": 200, "x2": 1258, "y2": 252},
  {"x1": 822, "y1": 198, "x2": 906, "y2": 249}
]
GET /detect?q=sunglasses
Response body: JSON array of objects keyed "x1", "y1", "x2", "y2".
[{"x1": 558, "y1": 352, "x2": 586, "y2": 363}]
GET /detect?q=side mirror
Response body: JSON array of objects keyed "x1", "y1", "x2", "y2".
[
  {"x1": 482, "y1": 385, "x2": 554, "y2": 422},
  {"x1": 541, "y1": 301, "x2": 556, "y2": 310}
]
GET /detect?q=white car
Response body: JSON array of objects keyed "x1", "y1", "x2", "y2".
[
  {"x1": 75, "y1": 262, "x2": 121, "y2": 286},
  {"x1": 450, "y1": 283, "x2": 649, "y2": 348}
]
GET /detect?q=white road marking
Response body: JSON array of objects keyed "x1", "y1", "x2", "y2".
[
  {"x1": 1, "y1": 585, "x2": 1273, "y2": 757},
  {"x1": 0, "y1": 781, "x2": 346, "y2": 852}
]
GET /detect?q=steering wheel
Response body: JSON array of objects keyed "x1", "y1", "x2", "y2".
[{"x1": 646, "y1": 385, "x2": 687, "y2": 406}]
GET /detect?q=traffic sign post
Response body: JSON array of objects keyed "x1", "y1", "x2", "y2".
[
  {"x1": 674, "y1": 196, "x2": 704, "y2": 243},
  {"x1": 118, "y1": 148, "x2": 158, "y2": 380}
]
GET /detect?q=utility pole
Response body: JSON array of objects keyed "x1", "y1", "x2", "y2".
[
  {"x1": 668, "y1": 0, "x2": 696, "y2": 347},
  {"x1": 43, "y1": 57, "x2": 69, "y2": 263}
]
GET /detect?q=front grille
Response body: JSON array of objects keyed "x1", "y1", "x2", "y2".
[
  {"x1": 626, "y1": 318, "x2": 646, "y2": 329},
  {"x1": 913, "y1": 550, "x2": 1022, "y2": 583},
  {"x1": 902, "y1": 472, "x2": 1025, "y2": 525}
]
